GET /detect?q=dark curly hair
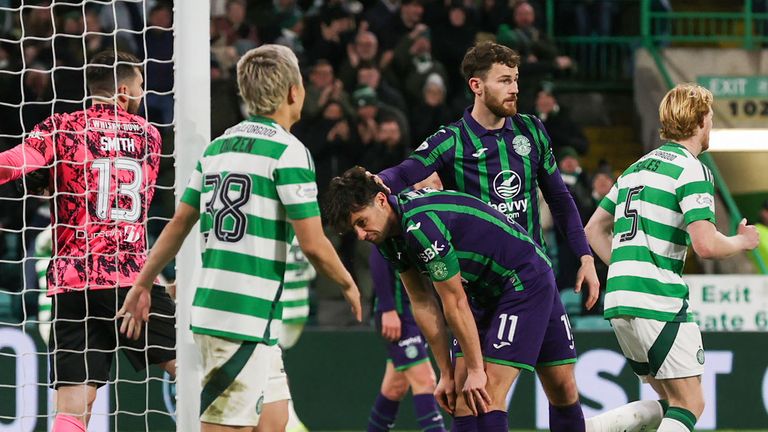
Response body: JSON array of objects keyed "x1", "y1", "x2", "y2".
[
  {"x1": 323, "y1": 166, "x2": 387, "y2": 233},
  {"x1": 461, "y1": 41, "x2": 521, "y2": 81}
]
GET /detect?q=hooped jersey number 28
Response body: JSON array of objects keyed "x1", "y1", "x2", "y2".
[{"x1": 203, "y1": 172, "x2": 253, "y2": 243}]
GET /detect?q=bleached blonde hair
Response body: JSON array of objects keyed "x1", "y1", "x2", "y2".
[
  {"x1": 237, "y1": 44, "x2": 301, "y2": 116},
  {"x1": 659, "y1": 83, "x2": 713, "y2": 141}
]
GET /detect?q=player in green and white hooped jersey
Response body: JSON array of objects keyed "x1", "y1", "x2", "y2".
[
  {"x1": 281, "y1": 238, "x2": 315, "y2": 432},
  {"x1": 281, "y1": 238, "x2": 315, "y2": 345},
  {"x1": 586, "y1": 83, "x2": 759, "y2": 432},
  {"x1": 119, "y1": 45, "x2": 362, "y2": 432}
]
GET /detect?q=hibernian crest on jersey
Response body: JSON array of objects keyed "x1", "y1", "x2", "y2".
[
  {"x1": 512, "y1": 135, "x2": 531, "y2": 156},
  {"x1": 427, "y1": 261, "x2": 448, "y2": 279}
]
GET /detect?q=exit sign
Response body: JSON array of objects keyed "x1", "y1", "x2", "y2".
[{"x1": 698, "y1": 76, "x2": 768, "y2": 98}]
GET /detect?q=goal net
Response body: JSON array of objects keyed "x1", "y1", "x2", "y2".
[{"x1": 0, "y1": 1, "x2": 177, "y2": 430}]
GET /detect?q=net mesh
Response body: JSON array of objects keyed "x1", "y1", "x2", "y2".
[{"x1": 0, "y1": 1, "x2": 176, "y2": 430}]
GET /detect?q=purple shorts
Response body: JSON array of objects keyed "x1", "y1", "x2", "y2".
[
  {"x1": 454, "y1": 271, "x2": 577, "y2": 371},
  {"x1": 376, "y1": 312, "x2": 430, "y2": 371}
]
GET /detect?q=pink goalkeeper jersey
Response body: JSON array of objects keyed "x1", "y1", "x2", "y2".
[{"x1": 0, "y1": 104, "x2": 161, "y2": 294}]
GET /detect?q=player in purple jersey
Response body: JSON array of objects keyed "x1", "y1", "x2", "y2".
[
  {"x1": 367, "y1": 249, "x2": 446, "y2": 432},
  {"x1": 325, "y1": 167, "x2": 587, "y2": 431},
  {"x1": 373, "y1": 41, "x2": 598, "y2": 431},
  {"x1": 376, "y1": 41, "x2": 599, "y2": 302}
]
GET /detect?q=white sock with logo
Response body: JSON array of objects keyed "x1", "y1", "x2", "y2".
[{"x1": 585, "y1": 400, "x2": 664, "y2": 432}]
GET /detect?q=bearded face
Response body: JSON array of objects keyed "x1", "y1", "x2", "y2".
[
  {"x1": 123, "y1": 68, "x2": 144, "y2": 115},
  {"x1": 483, "y1": 86, "x2": 517, "y2": 118},
  {"x1": 476, "y1": 63, "x2": 519, "y2": 118}
]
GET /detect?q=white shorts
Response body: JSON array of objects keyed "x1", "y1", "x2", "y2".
[
  {"x1": 611, "y1": 317, "x2": 705, "y2": 381},
  {"x1": 195, "y1": 334, "x2": 291, "y2": 427}
]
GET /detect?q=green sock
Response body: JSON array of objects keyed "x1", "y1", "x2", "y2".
[
  {"x1": 658, "y1": 399, "x2": 670, "y2": 414},
  {"x1": 665, "y1": 406, "x2": 696, "y2": 432}
]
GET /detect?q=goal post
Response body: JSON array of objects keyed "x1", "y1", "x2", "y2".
[
  {"x1": 173, "y1": 1, "x2": 210, "y2": 431},
  {"x1": 0, "y1": 0, "x2": 209, "y2": 430}
]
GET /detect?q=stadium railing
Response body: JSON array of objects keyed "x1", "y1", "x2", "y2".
[
  {"x1": 644, "y1": 0, "x2": 768, "y2": 49},
  {"x1": 545, "y1": 0, "x2": 768, "y2": 88},
  {"x1": 545, "y1": 0, "x2": 768, "y2": 274}
]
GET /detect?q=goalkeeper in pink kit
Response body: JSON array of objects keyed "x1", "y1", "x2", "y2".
[{"x1": 0, "y1": 50, "x2": 175, "y2": 432}]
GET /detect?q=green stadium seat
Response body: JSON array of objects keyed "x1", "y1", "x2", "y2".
[
  {"x1": 573, "y1": 315, "x2": 611, "y2": 330},
  {"x1": 0, "y1": 291, "x2": 13, "y2": 320},
  {"x1": 560, "y1": 289, "x2": 582, "y2": 316}
]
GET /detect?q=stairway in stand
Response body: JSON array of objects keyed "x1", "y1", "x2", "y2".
[
  {"x1": 558, "y1": 90, "x2": 643, "y2": 175},
  {"x1": 583, "y1": 125, "x2": 643, "y2": 174}
]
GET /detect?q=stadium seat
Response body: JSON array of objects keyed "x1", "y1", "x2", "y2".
[
  {"x1": 0, "y1": 292, "x2": 12, "y2": 320},
  {"x1": 560, "y1": 289, "x2": 582, "y2": 316},
  {"x1": 573, "y1": 315, "x2": 611, "y2": 330}
]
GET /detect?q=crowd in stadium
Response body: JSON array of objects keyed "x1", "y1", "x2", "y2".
[
  {"x1": 1, "y1": 1, "x2": 764, "y2": 432},
  {"x1": 0, "y1": 0, "x2": 666, "y2": 324}
]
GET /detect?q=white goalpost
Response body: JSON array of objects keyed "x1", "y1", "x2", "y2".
[
  {"x1": 0, "y1": 0, "x2": 207, "y2": 430},
  {"x1": 173, "y1": 0, "x2": 209, "y2": 431}
]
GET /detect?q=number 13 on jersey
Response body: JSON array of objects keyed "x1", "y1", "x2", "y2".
[{"x1": 91, "y1": 157, "x2": 143, "y2": 222}]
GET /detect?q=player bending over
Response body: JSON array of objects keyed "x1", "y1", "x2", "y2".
[
  {"x1": 367, "y1": 249, "x2": 447, "y2": 432},
  {"x1": 326, "y1": 167, "x2": 586, "y2": 431}
]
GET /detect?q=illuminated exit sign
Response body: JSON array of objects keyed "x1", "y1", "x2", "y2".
[{"x1": 698, "y1": 76, "x2": 768, "y2": 98}]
